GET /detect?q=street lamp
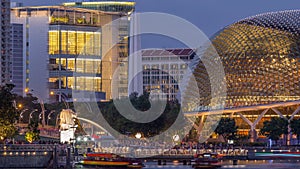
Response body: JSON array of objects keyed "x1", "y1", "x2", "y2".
[
  {"x1": 135, "y1": 132, "x2": 142, "y2": 139},
  {"x1": 25, "y1": 89, "x2": 46, "y2": 127},
  {"x1": 47, "y1": 110, "x2": 56, "y2": 126},
  {"x1": 28, "y1": 109, "x2": 38, "y2": 124},
  {"x1": 17, "y1": 104, "x2": 23, "y2": 109},
  {"x1": 19, "y1": 109, "x2": 28, "y2": 124}
]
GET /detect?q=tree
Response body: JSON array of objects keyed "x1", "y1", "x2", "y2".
[
  {"x1": 0, "y1": 84, "x2": 19, "y2": 142},
  {"x1": 291, "y1": 118, "x2": 300, "y2": 144},
  {"x1": 215, "y1": 117, "x2": 238, "y2": 142},
  {"x1": 100, "y1": 92, "x2": 182, "y2": 138},
  {"x1": 25, "y1": 120, "x2": 40, "y2": 143},
  {"x1": 261, "y1": 117, "x2": 288, "y2": 145}
]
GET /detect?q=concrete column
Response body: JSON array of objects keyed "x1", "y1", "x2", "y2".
[
  {"x1": 66, "y1": 147, "x2": 71, "y2": 169},
  {"x1": 287, "y1": 123, "x2": 291, "y2": 146},
  {"x1": 249, "y1": 126, "x2": 256, "y2": 143},
  {"x1": 53, "y1": 145, "x2": 58, "y2": 169},
  {"x1": 195, "y1": 115, "x2": 204, "y2": 138}
]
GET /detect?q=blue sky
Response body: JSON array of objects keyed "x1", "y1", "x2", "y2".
[{"x1": 14, "y1": 0, "x2": 300, "y2": 48}]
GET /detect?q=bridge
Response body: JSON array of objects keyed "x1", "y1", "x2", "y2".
[{"x1": 184, "y1": 100, "x2": 300, "y2": 144}]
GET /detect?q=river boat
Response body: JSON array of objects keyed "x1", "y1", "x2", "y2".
[
  {"x1": 192, "y1": 153, "x2": 222, "y2": 169},
  {"x1": 78, "y1": 152, "x2": 144, "y2": 168}
]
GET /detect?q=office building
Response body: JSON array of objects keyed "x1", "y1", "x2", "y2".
[
  {"x1": 11, "y1": 23, "x2": 23, "y2": 95},
  {"x1": 11, "y1": 3, "x2": 134, "y2": 102},
  {"x1": 0, "y1": 0, "x2": 11, "y2": 84}
]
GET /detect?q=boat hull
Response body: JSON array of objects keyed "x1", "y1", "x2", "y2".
[
  {"x1": 192, "y1": 164, "x2": 222, "y2": 169},
  {"x1": 78, "y1": 160, "x2": 144, "y2": 168}
]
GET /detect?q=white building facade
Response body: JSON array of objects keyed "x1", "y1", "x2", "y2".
[
  {"x1": 11, "y1": 4, "x2": 134, "y2": 102},
  {"x1": 141, "y1": 49, "x2": 195, "y2": 101}
]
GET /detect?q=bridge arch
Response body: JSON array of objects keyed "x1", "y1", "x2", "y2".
[{"x1": 77, "y1": 117, "x2": 113, "y2": 136}]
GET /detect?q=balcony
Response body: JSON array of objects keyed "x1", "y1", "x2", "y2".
[{"x1": 49, "y1": 70, "x2": 74, "y2": 77}]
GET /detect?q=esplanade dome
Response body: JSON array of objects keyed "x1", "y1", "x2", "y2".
[{"x1": 185, "y1": 10, "x2": 300, "y2": 111}]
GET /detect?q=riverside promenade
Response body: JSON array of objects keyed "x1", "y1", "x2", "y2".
[
  {"x1": 0, "y1": 144, "x2": 67, "y2": 168},
  {"x1": 1, "y1": 144, "x2": 300, "y2": 168}
]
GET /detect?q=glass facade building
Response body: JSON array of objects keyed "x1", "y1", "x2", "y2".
[
  {"x1": 11, "y1": 23, "x2": 24, "y2": 96},
  {"x1": 11, "y1": 4, "x2": 134, "y2": 102}
]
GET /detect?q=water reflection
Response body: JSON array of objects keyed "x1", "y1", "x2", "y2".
[{"x1": 76, "y1": 160, "x2": 300, "y2": 169}]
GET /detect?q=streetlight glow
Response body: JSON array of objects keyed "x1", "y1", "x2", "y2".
[
  {"x1": 135, "y1": 132, "x2": 142, "y2": 139},
  {"x1": 18, "y1": 104, "x2": 22, "y2": 108},
  {"x1": 47, "y1": 110, "x2": 55, "y2": 125},
  {"x1": 173, "y1": 134, "x2": 180, "y2": 142},
  {"x1": 19, "y1": 109, "x2": 28, "y2": 123},
  {"x1": 28, "y1": 109, "x2": 38, "y2": 124}
]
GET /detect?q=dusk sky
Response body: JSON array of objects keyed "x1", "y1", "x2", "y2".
[{"x1": 14, "y1": 0, "x2": 300, "y2": 48}]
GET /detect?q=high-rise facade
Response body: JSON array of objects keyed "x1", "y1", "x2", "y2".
[
  {"x1": 62, "y1": 1, "x2": 135, "y2": 99},
  {"x1": 11, "y1": 3, "x2": 134, "y2": 102},
  {"x1": 0, "y1": 0, "x2": 11, "y2": 84},
  {"x1": 11, "y1": 23, "x2": 23, "y2": 96}
]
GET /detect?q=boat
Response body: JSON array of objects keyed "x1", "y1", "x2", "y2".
[
  {"x1": 192, "y1": 153, "x2": 222, "y2": 169},
  {"x1": 78, "y1": 152, "x2": 144, "y2": 168}
]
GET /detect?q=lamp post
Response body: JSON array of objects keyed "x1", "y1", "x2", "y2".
[
  {"x1": 28, "y1": 109, "x2": 38, "y2": 124},
  {"x1": 19, "y1": 109, "x2": 28, "y2": 124},
  {"x1": 26, "y1": 89, "x2": 46, "y2": 127},
  {"x1": 47, "y1": 110, "x2": 56, "y2": 126}
]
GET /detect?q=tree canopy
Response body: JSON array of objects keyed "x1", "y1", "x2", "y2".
[
  {"x1": 215, "y1": 117, "x2": 238, "y2": 142},
  {"x1": 25, "y1": 120, "x2": 40, "y2": 143},
  {"x1": 260, "y1": 117, "x2": 288, "y2": 144},
  {"x1": 0, "y1": 84, "x2": 19, "y2": 141},
  {"x1": 101, "y1": 92, "x2": 182, "y2": 138},
  {"x1": 290, "y1": 118, "x2": 300, "y2": 144}
]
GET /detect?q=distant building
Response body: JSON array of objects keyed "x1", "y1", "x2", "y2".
[
  {"x1": 11, "y1": 23, "x2": 24, "y2": 96},
  {"x1": 11, "y1": 3, "x2": 134, "y2": 102},
  {"x1": 0, "y1": 0, "x2": 11, "y2": 84},
  {"x1": 141, "y1": 49, "x2": 195, "y2": 101}
]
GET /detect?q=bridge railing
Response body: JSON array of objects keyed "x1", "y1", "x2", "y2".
[
  {"x1": 0, "y1": 144, "x2": 57, "y2": 151},
  {"x1": 99, "y1": 147, "x2": 249, "y2": 156}
]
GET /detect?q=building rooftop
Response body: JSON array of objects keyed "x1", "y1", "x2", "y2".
[
  {"x1": 11, "y1": 5, "x2": 128, "y2": 27},
  {"x1": 141, "y1": 49, "x2": 194, "y2": 57}
]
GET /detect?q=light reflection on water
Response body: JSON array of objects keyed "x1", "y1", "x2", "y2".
[{"x1": 76, "y1": 160, "x2": 300, "y2": 169}]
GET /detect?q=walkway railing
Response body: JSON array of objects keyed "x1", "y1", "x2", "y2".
[{"x1": 99, "y1": 147, "x2": 249, "y2": 157}]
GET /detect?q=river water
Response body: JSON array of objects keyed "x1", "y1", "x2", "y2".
[{"x1": 77, "y1": 160, "x2": 300, "y2": 169}]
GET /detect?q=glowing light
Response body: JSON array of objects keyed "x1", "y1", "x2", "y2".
[
  {"x1": 172, "y1": 135, "x2": 180, "y2": 142},
  {"x1": 135, "y1": 132, "x2": 142, "y2": 139},
  {"x1": 18, "y1": 104, "x2": 22, "y2": 108}
]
